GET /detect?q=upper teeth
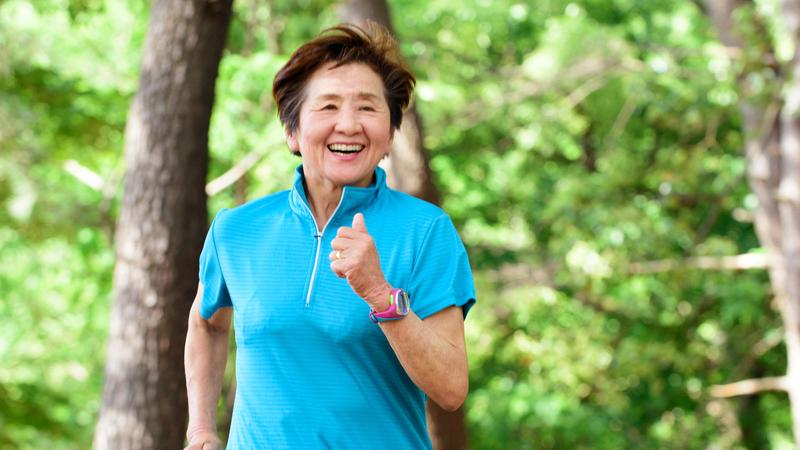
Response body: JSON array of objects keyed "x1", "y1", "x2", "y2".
[{"x1": 328, "y1": 144, "x2": 364, "y2": 152}]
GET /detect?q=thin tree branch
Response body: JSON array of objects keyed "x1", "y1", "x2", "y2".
[
  {"x1": 489, "y1": 253, "x2": 774, "y2": 289},
  {"x1": 64, "y1": 159, "x2": 104, "y2": 191},
  {"x1": 731, "y1": 330, "x2": 784, "y2": 382},
  {"x1": 628, "y1": 253, "x2": 773, "y2": 273},
  {"x1": 710, "y1": 376, "x2": 789, "y2": 397},
  {"x1": 564, "y1": 74, "x2": 609, "y2": 108},
  {"x1": 487, "y1": 262, "x2": 557, "y2": 288},
  {"x1": 69, "y1": 148, "x2": 270, "y2": 200},
  {"x1": 602, "y1": 96, "x2": 637, "y2": 150},
  {"x1": 64, "y1": 159, "x2": 121, "y2": 238},
  {"x1": 205, "y1": 149, "x2": 267, "y2": 196}
]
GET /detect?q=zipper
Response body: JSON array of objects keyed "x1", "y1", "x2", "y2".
[{"x1": 303, "y1": 188, "x2": 347, "y2": 307}]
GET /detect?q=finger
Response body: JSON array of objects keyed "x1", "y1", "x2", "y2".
[
  {"x1": 330, "y1": 259, "x2": 347, "y2": 278},
  {"x1": 328, "y1": 250, "x2": 344, "y2": 261},
  {"x1": 352, "y1": 212, "x2": 367, "y2": 233},
  {"x1": 336, "y1": 226, "x2": 361, "y2": 238},
  {"x1": 331, "y1": 237, "x2": 354, "y2": 251}
]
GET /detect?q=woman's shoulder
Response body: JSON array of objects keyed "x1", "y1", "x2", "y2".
[
  {"x1": 379, "y1": 189, "x2": 460, "y2": 242},
  {"x1": 212, "y1": 190, "x2": 292, "y2": 229},
  {"x1": 382, "y1": 188, "x2": 447, "y2": 221}
]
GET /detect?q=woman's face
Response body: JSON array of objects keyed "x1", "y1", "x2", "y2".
[{"x1": 287, "y1": 62, "x2": 393, "y2": 189}]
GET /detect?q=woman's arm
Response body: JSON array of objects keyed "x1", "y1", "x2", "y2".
[
  {"x1": 378, "y1": 306, "x2": 468, "y2": 411},
  {"x1": 184, "y1": 283, "x2": 232, "y2": 449},
  {"x1": 331, "y1": 214, "x2": 470, "y2": 411}
]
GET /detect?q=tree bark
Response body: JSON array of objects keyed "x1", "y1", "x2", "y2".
[
  {"x1": 705, "y1": 0, "x2": 800, "y2": 444},
  {"x1": 93, "y1": 2, "x2": 233, "y2": 450},
  {"x1": 776, "y1": 1, "x2": 800, "y2": 443},
  {"x1": 338, "y1": 1, "x2": 460, "y2": 448}
]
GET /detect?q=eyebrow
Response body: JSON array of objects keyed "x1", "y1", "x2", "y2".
[{"x1": 315, "y1": 92, "x2": 382, "y2": 102}]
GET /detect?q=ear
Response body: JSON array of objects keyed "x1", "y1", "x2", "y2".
[
  {"x1": 387, "y1": 126, "x2": 397, "y2": 158},
  {"x1": 285, "y1": 127, "x2": 299, "y2": 152}
]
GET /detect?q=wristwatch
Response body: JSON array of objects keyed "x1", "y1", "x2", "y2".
[{"x1": 369, "y1": 287, "x2": 411, "y2": 323}]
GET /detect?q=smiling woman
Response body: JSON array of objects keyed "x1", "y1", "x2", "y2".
[{"x1": 183, "y1": 23, "x2": 477, "y2": 450}]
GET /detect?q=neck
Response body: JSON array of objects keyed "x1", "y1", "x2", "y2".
[{"x1": 303, "y1": 177, "x2": 343, "y2": 231}]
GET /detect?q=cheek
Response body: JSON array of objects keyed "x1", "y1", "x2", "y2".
[
  {"x1": 369, "y1": 121, "x2": 393, "y2": 145},
  {"x1": 298, "y1": 129, "x2": 324, "y2": 150}
]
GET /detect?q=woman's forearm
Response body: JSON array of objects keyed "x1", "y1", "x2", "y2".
[
  {"x1": 379, "y1": 307, "x2": 468, "y2": 411},
  {"x1": 184, "y1": 306, "x2": 230, "y2": 440}
]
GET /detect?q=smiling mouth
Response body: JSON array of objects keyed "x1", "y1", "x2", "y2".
[{"x1": 328, "y1": 144, "x2": 365, "y2": 154}]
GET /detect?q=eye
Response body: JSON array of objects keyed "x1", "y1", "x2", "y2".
[
  {"x1": 321, "y1": 104, "x2": 337, "y2": 110},
  {"x1": 359, "y1": 105, "x2": 376, "y2": 112}
]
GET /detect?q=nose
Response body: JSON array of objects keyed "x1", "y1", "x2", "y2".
[{"x1": 334, "y1": 106, "x2": 361, "y2": 135}]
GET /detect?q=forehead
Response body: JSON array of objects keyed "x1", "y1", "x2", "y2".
[{"x1": 304, "y1": 62, "x2": 385, "y2": 99}]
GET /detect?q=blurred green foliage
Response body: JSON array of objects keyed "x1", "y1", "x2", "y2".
[{"x1": 0, "y1": 0, "x2": 793, "y2": 448}]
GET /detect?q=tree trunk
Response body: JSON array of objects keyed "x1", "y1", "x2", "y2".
[
  {"x1": 706, "y1": 0, "x2": 800, "y2": 444},
  {"x1": 93, "y1": 2, "x2": 233, "y2": 450},
  {"x1": 338, "y1": 0, "x2": 441, "y2": 205},
  {"x1": 776, "y1": 1, "x2": 800, "y2": 442},
  {"x1": 338, "y1": 1, "x2": 461, "y2": 448}
]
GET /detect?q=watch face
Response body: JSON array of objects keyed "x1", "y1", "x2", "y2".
[{"x1": 396, "y1": 289, "x2": 410, "y2": 315}]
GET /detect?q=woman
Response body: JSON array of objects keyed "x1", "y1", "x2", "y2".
[{"x1": 184, "y1": 23, "x2": 476, "y2": 450}]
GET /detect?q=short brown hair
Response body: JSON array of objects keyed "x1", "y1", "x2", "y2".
[{"x1": 272, "y1": 22, "x2": 415, "y2": 148}]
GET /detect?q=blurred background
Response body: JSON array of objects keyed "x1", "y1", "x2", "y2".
[{"x1": 3, "y1": 0, "x2": 800, "y2": 448}]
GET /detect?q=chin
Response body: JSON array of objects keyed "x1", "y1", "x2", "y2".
[{"x1": 326, "y1": 168, "x2": 372, "y2": 185}]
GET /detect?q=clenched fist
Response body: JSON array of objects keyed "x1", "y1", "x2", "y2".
[
  {"x1": 183, "y1": 430, "x2": 222, "y2": 450},
  {"x1": 330, "y1": 213, "x2": 391, "y2": 311}
]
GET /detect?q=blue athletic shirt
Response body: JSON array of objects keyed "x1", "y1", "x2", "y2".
[{"x1": 199, "y1": 165, "x2": 476, "y2": 449}]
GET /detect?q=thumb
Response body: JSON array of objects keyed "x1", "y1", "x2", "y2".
[{"x1": 352, "y1": 212, "x2": 367, "y2": 233}]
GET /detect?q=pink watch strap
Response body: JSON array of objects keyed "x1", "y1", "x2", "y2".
[{"x1": 369, "y1": 288, "x2": 405, "y2": 323}]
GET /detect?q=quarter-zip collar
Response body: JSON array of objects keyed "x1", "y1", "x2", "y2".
[{"x1": 288, "y1": 165, "x2": 387, "y2": 225}]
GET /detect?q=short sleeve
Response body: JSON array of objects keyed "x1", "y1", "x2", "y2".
[
  {"x1": 198, "y1": 209, "x2": 232, "y2": 319},
  {"x1": 408, "y1": 214, "x2": 476, "y2": 320}
]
